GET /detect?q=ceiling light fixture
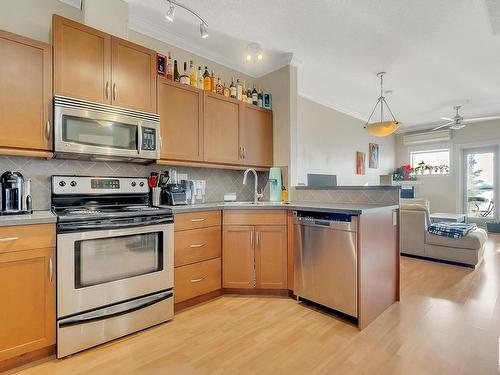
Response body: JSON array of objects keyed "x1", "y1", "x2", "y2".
[
  {"x1": 363, "y1": 72, "x2": 402, "y2": 137},
  {"x1": 164, "y1": 0, "x2": 209, "y2": 39},
  {"x1": 245, "y1": 43, "x2": 264, "y2": 63}
]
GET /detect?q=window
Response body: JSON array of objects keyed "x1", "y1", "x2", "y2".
[{"x1": 410, "y1": 149, "x2": 450, "y2": 174}]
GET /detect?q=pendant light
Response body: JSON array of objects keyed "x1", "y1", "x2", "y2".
[{"x1": 363, "y1": 72, "x2": 402, "y2": 137}]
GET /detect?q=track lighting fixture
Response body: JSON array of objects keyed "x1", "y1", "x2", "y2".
[{"x1": 164, "y1": 0, "x2": 209, "y2": 39}]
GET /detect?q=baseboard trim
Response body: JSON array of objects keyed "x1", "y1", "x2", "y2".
[
  {"x1": 0, "y1": 345, "x2": 55, "y2": 374},
  {"x1": 401, "y1": 253, "x2": 475, "y2": 269},
  {"x1": 223, "y1": 288, "x2": 289, "y2": 296},
  {"x1": 174, "y1": 289, "x2": 224, "y2": 312}
]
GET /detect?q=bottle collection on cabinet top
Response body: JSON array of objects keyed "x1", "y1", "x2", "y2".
[{"x1": 158, "y1": 52, "x2": 270, "y2": 108}]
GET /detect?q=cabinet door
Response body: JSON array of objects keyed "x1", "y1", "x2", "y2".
[
  {"x1": 255, "y1": 226, "x2": 287, "y2": 289},
  {"x1": 158, "y1": 79, "x2": 203, "y2": 161},
  {"x1": 0, "y1": 248, "x2": 55, "y2": 362},
  {"x1": 111, "y1": 37, "x2": 156, "y2": 113},
  {"x1": 53, "y1": 15, "x2": 111, "y2": 104},
  {"x1": 239, "y1": 105, "x2": 273, "y2": 167},
  {"x1": 222, "y1": 226, "x2": 254, "y2": 288},
  {"x1": 204, "y1": 94, "x2": 240, "y2": 164},
  {"x1": 0, "y1": 31, "x2": 51, "y2": 151}
]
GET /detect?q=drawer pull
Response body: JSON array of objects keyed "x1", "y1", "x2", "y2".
[
  {"x1": 191, "y1": 218, "x2": 206, "y2": 222},
  {"x1": 0, "y1": 237, "x2": 19, "y2": 242},
  {"x1": 190, "y1": 277, "x2": 206, "y2": 283},
  {"x1": 190, "y1": 243, "x2": 206, "y2": 248}
]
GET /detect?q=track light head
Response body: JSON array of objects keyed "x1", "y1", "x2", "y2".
[
  {"x1": 165, "y1": 1, "x2": 175, "y2": 22},
  {"x1": 200, "y1": 22, "x2": 209, "y2": 38}
]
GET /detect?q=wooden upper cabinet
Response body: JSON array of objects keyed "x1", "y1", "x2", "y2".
[
  {"x1": 204, "y1": 94, "x2": 240, "y2": 164},
  {"x1": 255, "y1": 226, "x2": 287, "y2": 289},
  {"x1": 111, "y1": 37, "x2": 156, "y2": 113},
  {"x1": 53, "y1": 15, "x2": 111, "y2": 104},
  {"x1": 0, "y1": 30, "x2": 51, "y2": 152},
  {"x1": 158, "y1": 79, "x2": 203, "y2": 161},
  {"x1": 222, "y1": 226, "x2": 254, "y2": 289},
  {"x1": 239, "y1": 105, "x2": 273, "y2": 167},
  {"x1": 0, "y1": 247, "x2": 55, "y2": 362}
]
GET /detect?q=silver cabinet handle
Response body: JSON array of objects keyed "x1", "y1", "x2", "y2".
[
  {"x1": 191, "y1": 218, "x2": 206, "y2": 222},
  {"x1": 190, "y1": 277, "x2": 206, "y2": 283},
  {"x1": 256, "y1": 231, "x2": 260, "y2": 247},
  {"x1": 243, "y1": 147, "x2": 246, "y2": 159},
  {"x1": 0, "y1": 237, "x2": 19, "y2": 242},
  {"x1": 49, "y1": 257, "x2": 54, "y2": 282},
  {"x1": 113, "y1": 83, "x2": 117, "y2": 100},
  {"x1": 190, "y1": 243, "x2": 206, "y2": 248},
  {"x1": 239, "y1": 146, "x2": 243, "y2": 159},
  {"x1": 105, "y1": 81, "x2": 110, "y2": 99},
  {"x1": 250, "y1": 231, "x2": 254, "y2": 246},
  {"x1": 45, "y1": 120, "x2": 51, "y2": 140}
]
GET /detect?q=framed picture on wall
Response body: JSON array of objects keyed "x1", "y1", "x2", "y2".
[
  {"x1": 356, "y1": 151, "x2": 366, "y2": 175},
  {"x1": 369, "y1": 143, "x2": 379, "y2": 169}
]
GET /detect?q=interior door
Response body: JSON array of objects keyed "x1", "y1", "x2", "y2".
[
  {"x1": 0, "y1": 31, "x2": 52, "y2": 151},
  {"x1": 222, "y1": 226, "x2": 254, "y2": 288},
  {"x1": 463, "y1": 146, "x2": 498, "y2": 224},
  {"x1": 239, "y1": 106, "x2": 273, "y2": 167},
  {"x1": 158, "y1": 79, "x2": 203, "y2": 161},
  {"x1": 111, "y1": 37, "x2": 157, "y2": 113},
  {"x1": 204, "y1": 94, "x2": 240, "y2": 164},
  {"x1": 53, "y1": 15, "x2": 111, "y2": 104}
]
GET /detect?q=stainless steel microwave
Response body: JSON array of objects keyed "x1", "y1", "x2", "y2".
[{"x1": 54, "y1": 96, "x2": 160, "y2": 163}]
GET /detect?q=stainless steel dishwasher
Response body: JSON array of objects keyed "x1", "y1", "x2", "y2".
[{"x1": 293, "y1": 210, "x2": 358, "y2": 317}]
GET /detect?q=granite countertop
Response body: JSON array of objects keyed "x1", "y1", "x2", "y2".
[
  {"x1": 161, "y1": 201, "x2": 399, "y2": 215},
  {"x1": 0, "y1": 210, "x2": 56, "y2": 227}
]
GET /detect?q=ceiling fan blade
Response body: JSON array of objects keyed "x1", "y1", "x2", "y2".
[
  {"x1": 432, "y1": 122, "x2": 454, "y2": 131},
  {"x1": 462, "y1": 116, "x2": 500, "y2": 124},
  {"x1": 440, "y1": 117, "x2": 453, "y2": 121}
]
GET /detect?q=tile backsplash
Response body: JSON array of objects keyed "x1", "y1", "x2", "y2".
[
  {"x1": 0, "y1": 156, "x2": 269, "y2": 210},
  {"x1": 290, "y1": 187, "x2": 400, "y2": 205}
]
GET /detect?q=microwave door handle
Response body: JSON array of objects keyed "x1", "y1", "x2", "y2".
[{"x1": 137, "y1": 122, "x2": 142, "y2": 155}]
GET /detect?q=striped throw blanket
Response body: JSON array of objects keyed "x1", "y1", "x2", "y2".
[{"x1": 428, "y1": 222, "x2": 477, "y2": 239}]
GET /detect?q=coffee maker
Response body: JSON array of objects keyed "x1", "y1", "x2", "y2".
[{"x1": 1, "y1": 171, "x2": 32, "y2": 215}]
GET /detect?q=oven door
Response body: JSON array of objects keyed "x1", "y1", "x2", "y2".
[{"x1": 57, "y1": 222, "x2": 173, "y2": 318}]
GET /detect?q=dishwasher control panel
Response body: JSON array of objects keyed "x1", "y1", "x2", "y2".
[{"x1": 293, "y1": 210, "x2": 357, "y2": 231}]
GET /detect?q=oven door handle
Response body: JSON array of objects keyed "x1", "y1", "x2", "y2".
[
  {"x1": 59, "y1": 217, "x2": 173, "y2": 231},
  {"x1": 58, "y1": 290, "x2": 173, "y2": 328}
]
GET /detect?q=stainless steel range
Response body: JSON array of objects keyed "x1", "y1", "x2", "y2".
[{"x1": 52, "y1": 175, "x2": 174, "y2": 358}]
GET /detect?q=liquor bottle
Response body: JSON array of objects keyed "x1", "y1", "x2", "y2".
[
  {"x1": 197, "y1": 66, "x2": 203, "y2": 89},
  {"x1": 223, "y1": 82, "x2": 230, "y2": 97},
  {"x1": 247, "y1": 85, "x2": 252, "y2": 104},
  {"x1": 189, "y1": 60, "x2": 197, "y2": 87},
  {"x1": 211, "y1": 71, "x2": 216, "y2": 93},
  {"x1": 242, "y1": 80, "x2": 247, "y2": 102},
  {"x1": 216, "y1": 78, "x2": 223, "y2": 95},
  {"x1": 166, "y1": 52, "x2": 173, "y2": 80},
  {"x1": 230, "y1": 77, "x2": 236, "y2": 98},
  {"x1": 258, "y1": 87, "x2": 263, "y2": 107},
  {"x1": 236, "y1": 79, "x2": 242, "y2": 101},
  {"x1": 179, "y1": 62, "x2": 190, "y2": 85},
  {"x1": 203, "y1": 66, "x2": 211, "y2": 91},
  {"x1": 173, "y1": 60, "x2": 179, "y2": 82},
  {"x1": 252, "y1": 85, "x2": 258, "y2": 105}
]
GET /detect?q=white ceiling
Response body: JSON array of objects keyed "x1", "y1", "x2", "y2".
[{"x1": 127, "y1": 0, "x2": 500, "y2": 130}]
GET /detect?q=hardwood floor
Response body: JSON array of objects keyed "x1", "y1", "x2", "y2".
[{"x1": 9, "y1": 235, "x2": 500, "y2": 375}]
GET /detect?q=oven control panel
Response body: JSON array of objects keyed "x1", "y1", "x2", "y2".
[{"x1": 52, "y1": 176, "x2": 149, "y2": 195}]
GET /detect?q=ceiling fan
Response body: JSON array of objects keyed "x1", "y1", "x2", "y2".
[{"x1": 433, "y1": 106, "x2": 500, "y2": 131}]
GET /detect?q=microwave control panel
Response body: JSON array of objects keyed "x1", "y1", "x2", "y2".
[{"x1": 142, "y1": 127, "x2": 156, "y2": 151}]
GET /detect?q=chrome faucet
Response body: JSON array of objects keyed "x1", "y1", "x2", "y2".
[{"x1": 243, "y1": 168, "x2": 263, "y2": 204}]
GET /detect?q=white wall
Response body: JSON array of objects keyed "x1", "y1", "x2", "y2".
[
  {"x1": 395, "y1": 120, "x2": 500, "y2": 214},
  {"x1": 296, "y1": 96, "x2": 396, "y2": 186}
]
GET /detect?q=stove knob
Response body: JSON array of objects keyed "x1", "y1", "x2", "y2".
[
  {"x1": 139, "y1": 181, "x2": 144, "y2": 187},
  {"x1": 131, "y1": 181, "x2": 136, "y2": 187},
  {"x1": 70, "y1": 181, "x2": 77, "y2": 187},
  {"x1": 59, "y1": 181, "x2": 66, "y2": 187}
]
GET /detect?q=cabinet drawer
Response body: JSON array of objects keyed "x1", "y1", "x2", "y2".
[
  {"x1": 0, "y1": 224, "x2": 55, "y2": 254},
  {"x1": 174, "y1": 258, "x2": 221, "y2": 303},
  {"x1": 223, "y1": 210, "x2": 287, "y2": 226},
  {"x1": 174, "y1": 210, "x2": 221, "y2": 231},
  {"x1": 175, "y1": 226, "x2": 221, "y2": 267}
]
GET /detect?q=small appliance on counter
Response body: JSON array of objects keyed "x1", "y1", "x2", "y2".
[
  {"x1": 269, "y1": 167, "x2": 282, "y2": 202},
  {"x1": 161, "y1": 183, "x2": 187, "y2": 206},
  {"x1": 1, "y1": 171, "x2": 32, "y2": 215}
]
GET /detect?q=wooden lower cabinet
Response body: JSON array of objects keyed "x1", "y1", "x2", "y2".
[
  {"x1": 174, "y1": 258, "x2": 221, "y2": 303},
  {"x1": 0, "y1": 247, "x2": 55, "y2": 363},
  {"x1": 223, "y1": 221, "x2": 287, "y2": 290}
]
